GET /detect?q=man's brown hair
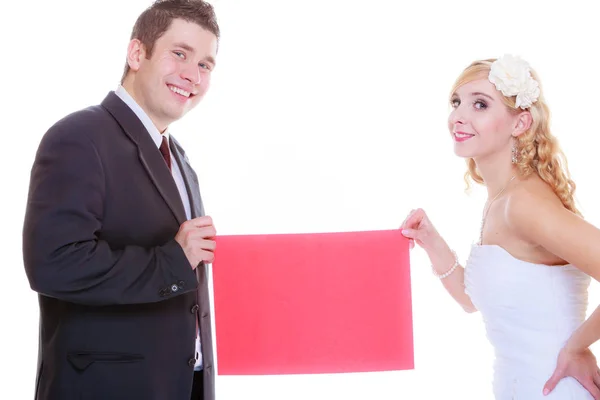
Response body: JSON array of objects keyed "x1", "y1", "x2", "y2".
[{"x1": 121, "y1": 0, "x2": 220, "y2": 83}]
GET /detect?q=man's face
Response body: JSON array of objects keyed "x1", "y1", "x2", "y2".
[{"x1": 128, "y1": 18, "x2": 218, "y2": 131}]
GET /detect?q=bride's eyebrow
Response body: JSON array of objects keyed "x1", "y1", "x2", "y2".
[{"x1": 471, "y1": 92, "x2": 495, "y2": 101}]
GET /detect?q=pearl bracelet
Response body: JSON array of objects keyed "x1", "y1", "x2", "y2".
[{"x1": 432, "y1": 250, "x2": 459, "y2": 280}]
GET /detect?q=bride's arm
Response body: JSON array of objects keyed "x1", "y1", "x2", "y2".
[
  {"x1": 564, "y1": 306, "x2": 600, "y2": 356},
  {"x1": 401, "y1": 208, "x2": 477, "y2": 313},
  {"x1": 425, "y1": 236, "x2": 477, "y2": 313},
  {"x1": 506, "y1": 188, "x2": 600, "y2": 397}
]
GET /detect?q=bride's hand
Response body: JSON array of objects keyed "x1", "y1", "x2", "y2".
[
  {"x1": 543, "y1": 346, "x2": 600, "y2": 398},
  {"x1": 400, "y1": 208, "x2": 442, "y2": 251}
]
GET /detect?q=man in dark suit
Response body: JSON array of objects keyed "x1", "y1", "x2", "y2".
[{"x1": 22, "y1": 1, "x2": 220, "y2": 399}]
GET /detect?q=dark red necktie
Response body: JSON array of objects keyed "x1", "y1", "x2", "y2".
[{"x1": 159, "y1": 136, "x2": 171, "y2": 171}]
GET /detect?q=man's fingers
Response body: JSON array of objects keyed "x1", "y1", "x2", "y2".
[
  {"x1": 186, "y1": 226, "x2": 216, "y2": 240},
  {"x1": 199, "y1": 226, "x2": 216, "y2": 239},
  {"x1": 187, "y1": 236, "x2": 216, "y2": 249},
  {"x1": 191, "y1": 249, "x2": 216, "y2": 269},
  {"x1": 200, "y1": 239, "x2": 216, "y2": 251},
  {"x1": 199, "y1": 249, "x2": 215, "y2": 263},
  {"x1": 188, "y1": 216, "x2": 214, "y2": 228}
]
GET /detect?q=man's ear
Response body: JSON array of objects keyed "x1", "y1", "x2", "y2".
[
  {"x1": 513, "y1": 110, "x2": 533, "y2": 138},
  {"x1": 126, "y1": 39, "x2": 146, "y2": 72}
]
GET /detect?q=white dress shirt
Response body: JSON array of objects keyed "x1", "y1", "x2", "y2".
[{"x1": 115, "y1": 85, "x2": 203, "y2": 371}]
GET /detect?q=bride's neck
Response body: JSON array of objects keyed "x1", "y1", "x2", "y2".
[{"x1": 475, "y1": 154, "x2": 518, "y2": 197}]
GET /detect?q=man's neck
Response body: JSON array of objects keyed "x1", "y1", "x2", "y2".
[{"x1": 120, "y1": 80, "x2": 167, "y2": 133}]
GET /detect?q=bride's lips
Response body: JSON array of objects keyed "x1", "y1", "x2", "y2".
[{"x1": 454, "y1": 131, "x2": 475, "y2": 142}]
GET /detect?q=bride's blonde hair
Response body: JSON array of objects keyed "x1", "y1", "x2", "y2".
[{"x1": 451, "y1": 59, "x2": 580, "y2": 216}]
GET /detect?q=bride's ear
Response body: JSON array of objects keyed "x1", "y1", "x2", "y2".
[{"x1": 513, "y1": 111, "x2": 533, "y2": 137}]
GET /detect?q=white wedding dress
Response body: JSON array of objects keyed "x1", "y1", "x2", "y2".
[{"x1": 464, "y1": 244, "x2": 593, "y2": 399}]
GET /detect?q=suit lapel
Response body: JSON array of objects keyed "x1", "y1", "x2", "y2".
[
  {"x1": 101, "y1": 92, "x2": 187, "y2": 225},
  {"x1": 170, "y1": 137, "x2": 205, "y2": 219},
  {"x1": 169, "y1": 137, "x2": 209, "y2": 312}
]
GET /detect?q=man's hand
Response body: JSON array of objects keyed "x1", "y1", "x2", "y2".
[{"x1": 175, "y1": 216, "x2": 216, "y2": 269}]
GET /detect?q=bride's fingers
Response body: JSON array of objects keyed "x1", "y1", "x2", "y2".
[
  {"x1": 593, "y1": 370, "x2": 600, "y2": 389},
  {"x1": 581, "y1": 378, "x2": 600, "y2": 400},
  {"x1": 543, "y1": 367, "x2": 564, "y2": 396},
  {"x1": 401, "y1": 228, "x2": 419, "y2": 239},
  {"x1": 400, "y1": 209, "x2": 416, "y2": 228}
]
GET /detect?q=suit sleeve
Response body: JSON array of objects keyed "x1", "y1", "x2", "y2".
[{"x1": 22, "y1": 123, "x2": 198, "y2": 306}]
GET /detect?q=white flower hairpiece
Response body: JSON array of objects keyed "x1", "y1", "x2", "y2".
[{"x1": 488, "y1": 54, "x2": 540, "y2": 109}]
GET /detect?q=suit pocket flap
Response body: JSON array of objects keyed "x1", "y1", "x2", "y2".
[{"x1": 67, "y1": 351, "x2": 144, "y2": 371}]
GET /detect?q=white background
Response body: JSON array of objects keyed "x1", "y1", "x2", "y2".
[{"x1": 1, "y1": 1, "x2": 600, "y2": 398}]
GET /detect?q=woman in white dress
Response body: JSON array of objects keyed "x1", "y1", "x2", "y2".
[{"x1": 401, "y1": 55, "x2": 600, "y2": 399}]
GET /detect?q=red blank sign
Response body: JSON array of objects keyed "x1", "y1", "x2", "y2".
[{"x1": 212, "y1": 229, "x2": 413, "y2": 375}]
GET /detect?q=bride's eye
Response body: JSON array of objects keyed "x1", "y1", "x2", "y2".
[{"x1": 474, "y1": 100, "x2": 487, "y2": 110}]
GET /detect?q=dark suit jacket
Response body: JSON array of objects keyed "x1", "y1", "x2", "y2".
[{"x1": 23, "y1": 92, "x2": 215, "y2": 400}]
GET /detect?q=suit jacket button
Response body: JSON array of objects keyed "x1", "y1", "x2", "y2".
[
  {"x1": 191, "y1": 304, "x2": 200, "y2": 313},
  {"x1": 188, "y1": 358, "x2": 196, "y2": 367},
  {"x1": 178, "y1": 280, "x2": 185, "y2": 288},
  {"x1": 171, "y1": 284, "x2": 179, "y2": 292},
  {"x1": 159, "y1": 289, "x2": 166, "y2": 297}
]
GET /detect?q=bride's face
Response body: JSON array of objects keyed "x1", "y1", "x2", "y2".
[{"x1": 447, "y1": 78, "x2": 518, "y2": 160}]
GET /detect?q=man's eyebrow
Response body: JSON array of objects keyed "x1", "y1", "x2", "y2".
[
  {"x1": 174, "y1": 42, "x2": 195, "y2": 53},
  {"x1": 203, "y1": 55, "x2": 216, "y2": 66}
]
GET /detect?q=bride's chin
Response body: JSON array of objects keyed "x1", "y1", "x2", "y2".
[{"x1": 452, "y1": 149, "x2": 477, "y2": 159}]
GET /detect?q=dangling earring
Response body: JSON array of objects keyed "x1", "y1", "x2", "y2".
[{"x1": 511, "y1": 141, "x2": 518, "y2": 164}]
